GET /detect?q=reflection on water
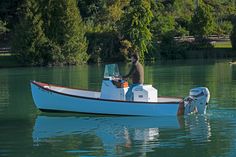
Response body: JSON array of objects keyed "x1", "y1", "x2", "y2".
[
  {"x1": 0, "y1": 73, "x2": 9, "y2": 115},
  {"x1": 0, "y1": 81, "x2": 9, "y2": 115},
  {"x1": 32, "y1": 114, "x2": 214, "y2": 156},
  {"x1": 184, "y1": 115, "x2": 211, "y2": 143},
  {"x1": 231, "y1": 64, "x2": 236, "y2": 81}
]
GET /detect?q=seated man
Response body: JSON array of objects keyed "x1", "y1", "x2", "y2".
[{"x1": 123, "y1": 53, "x2": 144, "y2": 101}]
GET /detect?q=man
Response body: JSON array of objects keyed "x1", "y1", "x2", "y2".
[{"x1": 123, "y1": 53, "x2": 144, "y2": 101}]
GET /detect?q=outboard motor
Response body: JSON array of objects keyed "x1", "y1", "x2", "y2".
[{"x1": 184, "y1": 87, "x2": 210, "y2": 115}]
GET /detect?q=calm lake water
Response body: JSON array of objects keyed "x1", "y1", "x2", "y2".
[{"x1": 0, "y1": 59, "x2": 236, "y2": 157}]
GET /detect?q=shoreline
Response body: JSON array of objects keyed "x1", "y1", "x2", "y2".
[{"x1": 0, "y1": 48, "x2": 235, "y2": 68}]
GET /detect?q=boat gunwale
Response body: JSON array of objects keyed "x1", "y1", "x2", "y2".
[{"x1": 31, "y1": 81, "x2": 182, "y2": 105}]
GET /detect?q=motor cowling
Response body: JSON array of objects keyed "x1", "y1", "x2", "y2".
[{"x1": 184, "y1": 87, "x2": 210, "y2": 115}]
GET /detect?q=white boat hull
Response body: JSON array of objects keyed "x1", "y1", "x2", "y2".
[{"x1": 31, "y1": 81, "x2": 182, "y2": 116}]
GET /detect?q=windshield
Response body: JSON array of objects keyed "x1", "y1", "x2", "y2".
[{"x1": 104, "y1": 64, "x2": 120, "y2": 79}]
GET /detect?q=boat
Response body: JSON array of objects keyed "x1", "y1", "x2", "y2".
[{"x1": 30, "y1": 64, "x2": 210, "y2": 116}]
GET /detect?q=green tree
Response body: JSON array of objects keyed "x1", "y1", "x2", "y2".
[
  {"x1": 62, "y1": 0, "x2": 89, "y2": 64},
  {"x1": 190, "y1": 1, "x2": 214, "y2": 41},
  {"x1": 107, "y1": 0, "x2": 130, "y2": 28},
  {"x1": 150, "y1": 1, "x2": 175, "y2": 40},
  {"x1": 77, "y1": 0, "x2": 107, "y2": 23},
  {"x1": 0, "y1": 0, "x2": 22, "y2": 29},
  {"x1": 40, "y1": 0, "x2": 89, "y2": 64},
  {"x1": 205, "y1": 0, "x2": 235, "y2": 36},
  {"x1": 119, "y1": 0, "x2": 153, "y2": 61},
  {"x1": 12, "y1": 0, "x2": 48, "y2": 65},
  {"x1": 159, "y1": 31, "x2": 187, "y2": 59},
  {"x1": 173, "y1": 0, "x2": 194, "y2": 36},
  {"x1": 78, "y1": 0, "x2": 130, "y2": 27}
]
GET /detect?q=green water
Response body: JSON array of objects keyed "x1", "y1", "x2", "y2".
[{"x1": 0, "y1": 59, "x2": 236, "y2": 157}]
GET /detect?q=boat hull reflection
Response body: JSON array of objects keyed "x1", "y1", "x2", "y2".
[
  {"x1": 33, "y1": 115, "x2": 181, "y2": 142},
  {"x1": 32, "y1": 115, "x2": 212, "y2": 156}
]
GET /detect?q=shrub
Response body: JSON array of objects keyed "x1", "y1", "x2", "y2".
[{"x1": 159, "y1": 31, "x2": 187, "y2": 59}]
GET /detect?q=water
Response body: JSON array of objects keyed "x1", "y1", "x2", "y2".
[{"x1": 0, "y1": 59, "x2": 236, "y2": 157}]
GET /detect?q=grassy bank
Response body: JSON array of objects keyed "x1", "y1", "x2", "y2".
[{"x1": 213, "y1": 41, "x2": 232, "y2": 48}]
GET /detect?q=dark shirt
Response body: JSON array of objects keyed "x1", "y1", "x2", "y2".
[{"x1": 124, "y1": 61, "x2": 144, "y2": 84}]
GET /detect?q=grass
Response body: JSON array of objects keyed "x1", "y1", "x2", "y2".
[{"x1": 213, "y1": 41, "x2": 232, "y2": 48}]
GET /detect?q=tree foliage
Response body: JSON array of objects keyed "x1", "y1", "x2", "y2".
[
  {"x1": 46, "y1": 0, "x2": 89, "y2": 65},
  {"x1": 159, "y1": 31, "x2": 187, "y2": 59},
  {"x1": 2, "y1": 0, "x2": 236, "y2": 64},
  {"x1": 12, "y1": 0, "x2": 88, "y2": 65},
  {"x1": 150, "y1": 1, "x2": 175, "y2": 40},
  {"x1": 12, "y1": 0, "x2": 49, "y2": 65},
  {"x1": 120, "y1": 0, "x2": 153, "y2": 62},
  {"x1": 77, "y1": 0, "x2": 107, "y2": 23},
  {"x1": 86, "y1": 32, "x2": 122, "y2": 63},
  {"x1": 0, "y1": 0, "x2": 22, "y2": 29},
  {"x1": 78, "y1": 0, "x2": 130, "y2": 27},
  {"x1": 190, "y1": 1, "x2": 214, "y2": 41}
]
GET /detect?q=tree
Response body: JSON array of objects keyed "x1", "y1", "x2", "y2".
[
  {"x1": 119, "y1": 0, "x2": 153, "y2": 62},
  {"x1": 62, "y1": 0, "x2": 89, "y2": 64},
  {"x1": 107, "y1": 0, "x2": 131, "y2": 28},
  {"x1": 150, "y1": 1, "x2": 175, "y2": 40},
  {"x1": 77, "y1": 0, "x2": 130, "y2": 27},
  {"x1": 77, "y1": 0, "x2": 107, "y2": 22},
  {"x1": 159, "y1": 31, "x2": 187, "y2": 59},
  {"x1": 12, "y1": 0, "x2": 48, "y2": 65},
  {"x1": 0, "y1": 0, "x2": 22, "y2": 29},
  {"x1": 77, "y1": 0, "x2": 131, "y2": 63},
  {"x1": 43, "y1": 0, "x2": 89, "y2": 64},
  {"x1": 190, "y1": 1, "x2": 214, "y2": 41}
]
